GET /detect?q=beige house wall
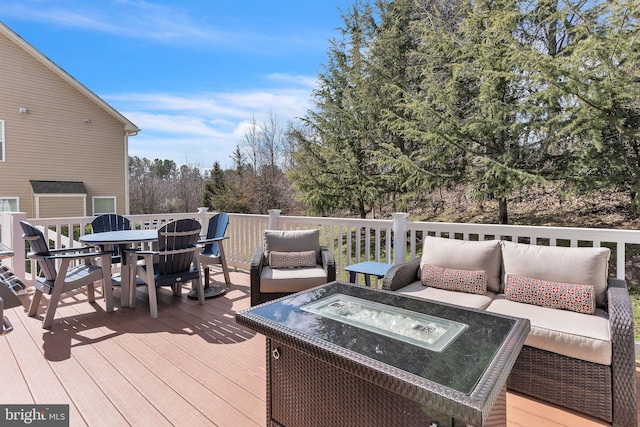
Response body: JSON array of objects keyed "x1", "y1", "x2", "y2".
[
  {"x1": 0, "y1": 24, "x2": 138, "y2": 218},
  {"x1": 38, "y1": 196, "x2": 86, "y2": 218}
]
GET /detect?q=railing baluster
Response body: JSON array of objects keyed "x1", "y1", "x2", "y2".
[
  {"x1": 617, "y1": 241, "x2": 625, "y2": 280},
  {"x1": 6, "y1": 211, "x2": 640, "y2": 293},
  {"x1": 409, "y1": 229, "x2": 416, "y2": 261}
]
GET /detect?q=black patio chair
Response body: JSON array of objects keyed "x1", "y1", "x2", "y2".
[
  {"x1": 91, "y1": 214, "x2": 131, "y2": 263},
  {"x1": 129, "y1": 219, "x2": 204, "y2": 318}
]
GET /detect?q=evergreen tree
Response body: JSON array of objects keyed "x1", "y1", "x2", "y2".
[
  {"x1": 386, "y1": 0, "x2": 598, "y2": 223},
  {"x1": 290, "y1": 1, "x2": 384, "y2": 218},
  {"x1": 202, "y1": 161, "x2": 226, "y2": 210},
  {"x1": 375, "y1": 0, "x2": 466, "y2": 211},
  {"x1": 366, "y1": 0, "x2": 426, "y2": 212},
  {"x1": 531, "y1": 0, "x2": 640, "y2": 214}
]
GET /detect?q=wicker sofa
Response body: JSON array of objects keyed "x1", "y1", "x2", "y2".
[{"x1": 382, "y1": 236, "x2": 637, "y2": 427}]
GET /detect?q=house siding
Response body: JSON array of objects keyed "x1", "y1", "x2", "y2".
[
  {"x1": 38, "y1": 196, "x2": 86, "y2": 218},
  {"x1": 0, "y1": 25, "x2": 135, "y2": 218}
]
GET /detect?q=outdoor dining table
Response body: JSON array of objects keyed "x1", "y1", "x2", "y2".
[{"x1": 79, "y1": 229, "x2": 158, "y2": 308}]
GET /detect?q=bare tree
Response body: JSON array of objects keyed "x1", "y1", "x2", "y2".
[
  {"x1": 129, "y1": 156, "x2": 206, "y2": 214},
  {"x1": 242, "y1": 115, "x2": 260, "y2": 175}
]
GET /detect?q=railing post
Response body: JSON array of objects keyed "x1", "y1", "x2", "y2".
[
  {"x1": 0, "y1": 213, "x2": 9, "y2": 269},
  {"x1": 392, "y1": 212, "x2": 409, "y2": 265},
  {"x1": 268, "y1": 209, "x2": 282, "y2": 230},
  {"x1": 196, "y1": 207, "x2": 209, "y2": 235},
  {"x1": 6, "y1": 212, "x2": 26, "y2": 280}
]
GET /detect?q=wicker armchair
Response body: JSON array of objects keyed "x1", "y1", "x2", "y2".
[
  {"x1": 250, "y1": 229, "x2": 336, "y2": 306},
  {"x1": 382, "y1": 259, "x2": 637, "y2": 427}
]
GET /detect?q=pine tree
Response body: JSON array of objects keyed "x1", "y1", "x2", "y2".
[
  {"x1": 376, "y1": 0, "x2": 467, "y2": 211},
  {"x1": 387, "y1": 0, "x2": 598, "y2": 223},
  {"x1": 290, "y1": 1, "x2": 384, "y2": 218},
  {"x1": 202, "y1": 161, "x2": 226, "y2": 210},
  {"x1": 532, "y1": 0, "x2": 640, "y2": 214}
]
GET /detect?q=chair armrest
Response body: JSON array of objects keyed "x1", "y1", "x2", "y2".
[
  {"x1": 606, "y1": 278, "x2": 638, "y2": 427},
  {"x1": 250, "y1": 247, "x2": 265, "y2": 306},
  {"x1": 48, "y1": 246, "x2": 93, "y2": 255},
  {"x1": 124, "y1": 249, "x2": 157, "y2": 255},
  {"x1": 23, "y1": 234, "x2": 92, "y2": 255},
  {"x1": 160, "y1": 247, "x2": 201, "y2": 256},
  {"x1": 320, "y1": 247, "x2": 336, "y2": 282},
  {"x1": 197, "y1": 236, "x2": 229, "y2": 245},
  {"x1": 382, "y1": 258, "x2": 421, "y2": 291},
  {"x1": 28, "y1": 250, "x2": 111, "y2": 260}
]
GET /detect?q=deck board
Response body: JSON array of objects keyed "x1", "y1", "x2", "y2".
[{"x1": 0, "y1": 269, "x2": 635, "y2": 426}]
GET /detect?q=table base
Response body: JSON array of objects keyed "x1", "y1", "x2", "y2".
[
  {"x1": 267, "y1": 339, "x2": 507, "y2": 427},
  {"x1": 187, "y1": 284, "x2": 227, "y2": 299}
]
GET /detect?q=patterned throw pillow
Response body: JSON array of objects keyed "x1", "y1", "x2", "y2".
[
  {"x1": 269, "y1": 250, "x2": 317, "y2": 269},
  {"x1": 420, "y1": 264, "x2": 487, "y2": 295},
  {"x1": 504, "y1": 273, "x2": 596, "y2": 315}
]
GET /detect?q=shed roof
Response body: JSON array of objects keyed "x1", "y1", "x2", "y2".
[{"x1": 30, "y1": 180, "x2": 87, "y2": 195}]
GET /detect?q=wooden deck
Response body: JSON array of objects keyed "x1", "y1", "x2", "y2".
[{"x1": 1, "y1": 269, "x2": 637, "y2": 426}]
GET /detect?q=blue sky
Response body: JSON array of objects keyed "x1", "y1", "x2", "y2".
[{"x1": 1, "y1": 0, "x2": 353, "y2": 169}]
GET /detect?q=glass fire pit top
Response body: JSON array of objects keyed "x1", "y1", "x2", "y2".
[
  {"x1": 243, "y1": 282, "x2": 519, "y2": 394},
  {"x1": 301, "y1": 293, "x2": 467, "y2": 352}
]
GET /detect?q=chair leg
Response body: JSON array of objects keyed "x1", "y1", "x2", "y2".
[
  {"x1": 28, "y1": 288, "x2": 43, "y2": 317},
  {"x1": 137, "y1": 255, "x2": 158, "y2": 318},
  {"x1": 148, "y1": 283, "x2": 159, "y2": 319},
  {"x1": 87, "y1": 282, "x2": 96, "y2": 303},
  {"x1": 218, "y1": 244, "x2": 231, "y2": 284},
  {"x1": 43, "y1": 284, "x2": 64, "y2": 329},
  {"x1": 195, "y1": 276, "x2": 204, "y2": 305},
  {"x1": 101, "y1": 260, "x2": 114, "y2": 313}
]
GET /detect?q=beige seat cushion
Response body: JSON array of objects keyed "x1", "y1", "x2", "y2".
[
  {"x1": 397, "y1": 280, "x2": 497, "y2": 310},
  {"x1": 487, "y1": 296, "x2": 611, "y2": 365},
  {"x1": 421, "y1": 236, "x2": 502, "y2": 292},
  {"x1": 260, "y1": 266, "x2": 328, "y2": 293},
  {"x1": 500, "y1": 240, "x2": 610, "y2": 307}
]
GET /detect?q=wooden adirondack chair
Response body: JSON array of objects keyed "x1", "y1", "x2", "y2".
[
  {"x1": 20, "y1": 221, "x2": 113, "y2": 329},
  {"x1": 193, "y1": 213, "x2": 231, "y2": 299}
]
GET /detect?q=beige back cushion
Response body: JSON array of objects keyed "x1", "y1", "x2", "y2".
[
  {"x1": 500, "y1": 241, "x2": 610, "y2": 307},
  {"x1": 420, "y1": 236, "x2": 502, "y2": 292},
  {"x1": 263, "y1": 229, "x2": 321, "y2": 264}
]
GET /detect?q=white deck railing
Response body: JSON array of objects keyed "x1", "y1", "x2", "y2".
[
  {"x1": 2, "y1": 209, "x2": 640, "y2": 285},
  {"x1": 2, "y1": 209, "x2": 640, "y2": 354}
]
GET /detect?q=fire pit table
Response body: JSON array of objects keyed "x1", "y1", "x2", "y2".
[{"x1": 236, "y1": 281, "x2": 530, "y2": 427}]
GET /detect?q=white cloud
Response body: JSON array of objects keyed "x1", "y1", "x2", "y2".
[
  {"x1": 109, "y1": 84, "x2": 315, "y2": 167},
  {"x1": 0, "y1": 0, "x2": 322, "y2": 50},
  {"x1": 266, "y1": 73, "x2": 319, "y2": 89},
  {"x1": 1, "y1": 1, "x2": 243, "y2": 46}
]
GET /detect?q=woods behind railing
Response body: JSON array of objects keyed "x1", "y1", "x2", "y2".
[{"x1": 2, "y1": 209, "x2": 640, "y2": 289}]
